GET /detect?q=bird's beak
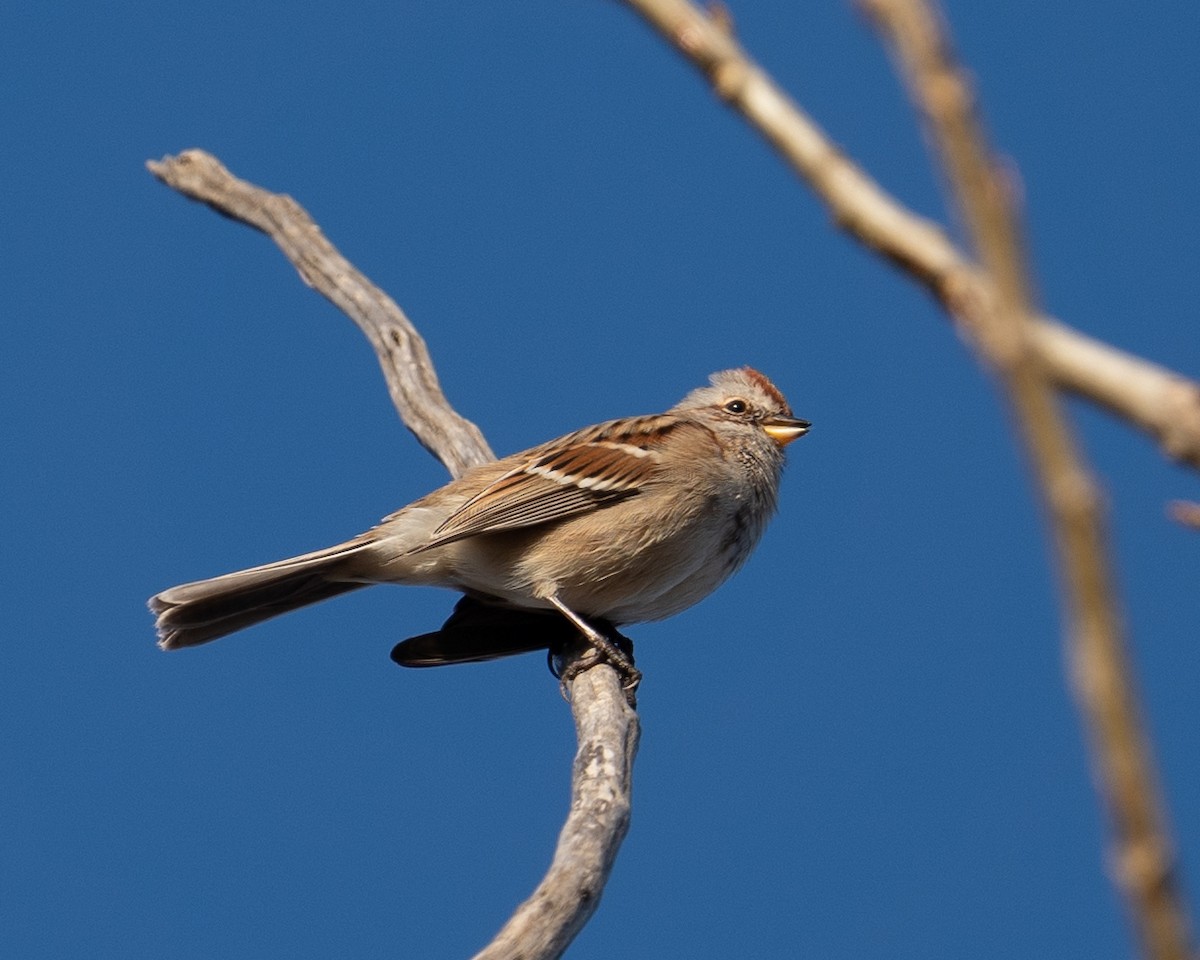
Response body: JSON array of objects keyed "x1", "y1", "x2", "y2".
[{"x1": 762, "y1": 416, "x2": 812, "y2": 447}]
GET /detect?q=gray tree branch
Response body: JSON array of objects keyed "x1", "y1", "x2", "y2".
[
  {"x1": 474, "y1": 641, "x2": 639, "y2": 960},
  {"x1": 147, "y1": 150, "x2": 493, "y2": 479},
  {"x1": 148, "y1": 148, "x2": 640, "y2": 960}
]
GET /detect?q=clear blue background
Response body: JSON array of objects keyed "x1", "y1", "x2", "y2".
[{"x1": 4, "y1": 2, "x2": 1199, "y2": 957}]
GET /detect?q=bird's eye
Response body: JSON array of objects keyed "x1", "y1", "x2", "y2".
[{"x1": 723, "y1": 398, "x2": 748, "y2": 415}]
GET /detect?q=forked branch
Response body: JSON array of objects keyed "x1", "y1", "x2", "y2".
[
  {"x1": 618, "y1": 2, "x2": 1195, "y2": 957},
  {"x1": 617, "y1": 0, "x2": 1200, "y2": 473}
]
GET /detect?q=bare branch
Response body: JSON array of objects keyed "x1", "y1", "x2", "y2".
[
  {"x1": 1168, "y1": 501, "x2": 1200, "y2": 531},
  {"x1": 474, "y1": 650, "x2": 640, "y2": 960},
  {"x1": 1032, "y1": 322, "x2": 1200, "y2": 468},
  {"x1": 149, "y1": 149, "x2": 641, "y2": 958},
  {"x1": 147, "y1": 149, "x2": 494, "y2": 479},
  {"x1": 863, "y1": 2, "x2": 1195, "y2": 958},
  {"x1": 616, "y1": 0, "x2": 1200, "y2": 472},
  {"x1": 618, "y1": 0, "x2": 1195, "y2": 955}
]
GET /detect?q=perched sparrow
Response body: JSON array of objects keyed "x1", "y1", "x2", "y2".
[{"x1": 150, "y1": 368, "x2": 810, "y2": 676}]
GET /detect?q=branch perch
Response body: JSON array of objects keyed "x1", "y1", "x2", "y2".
[
  {"x1": 475, "y1": 643, "x2": 639, "y2": 960},
  {"x1": 149, "y1": 149, "x2": 640, "y2": 960}
]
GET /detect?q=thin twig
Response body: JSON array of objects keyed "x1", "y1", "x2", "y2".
[
  {"x1": 149, "y1": 149, "x2": 641, "y2": 959},
  {"x1": 616, "y1": 0, "x2": 1200, "y2": 473},
  {"x1": 1168, "y1": 501, "x2": 1200, "y2": 531},
  {"x1": 861, "y1": 2, "x2": 1194, "y2": 958}
]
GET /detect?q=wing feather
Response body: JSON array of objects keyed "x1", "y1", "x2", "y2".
[{"x1": 413, "y1": 426, "x2": 676, "y2": 551}]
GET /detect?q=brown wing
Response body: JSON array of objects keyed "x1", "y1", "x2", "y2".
[{"x1": 413, "y1": 414, "x2": 682, "y2": 551}]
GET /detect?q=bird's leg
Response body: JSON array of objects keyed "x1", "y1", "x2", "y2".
[{"x1": 547, "y1": 595, "x2": 641, "y2": 700}]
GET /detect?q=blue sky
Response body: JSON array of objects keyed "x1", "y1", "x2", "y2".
[{"x1": 4, "y1": 2, "x2": 1199, "y2": 957}]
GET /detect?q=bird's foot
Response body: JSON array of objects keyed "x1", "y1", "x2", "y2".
[{"x1": 550, "y1": 628, "x2": 639, "y2": 707}]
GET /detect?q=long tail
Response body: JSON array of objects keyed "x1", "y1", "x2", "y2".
[{"x1": 149, "y1": 538, "x2": 373, "y2": 650}]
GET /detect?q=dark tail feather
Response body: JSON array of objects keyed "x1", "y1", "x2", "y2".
[
  {"x1": 391, "y1": 596, "x2": 630, "y2": 668},
  {"x1": 150, "y1": 540, "x2": 370, "y2": 650}
]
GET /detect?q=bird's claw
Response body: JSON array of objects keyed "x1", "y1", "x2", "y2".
[{"x1": 550, "y1": 633, "x2": 640, "y2": 707}]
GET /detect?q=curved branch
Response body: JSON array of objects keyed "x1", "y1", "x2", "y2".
[
  {"x1": 617, "y1": 0, "x2": 1200, "y2": 472},
  {"x1": 148, "y1": 149, "x2": 641, "y2": 958},
  {"x1": 147, "y1": 149, "x2": 493, "y2": 479}
]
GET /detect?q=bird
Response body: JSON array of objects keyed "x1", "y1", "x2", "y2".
[{"x1": 149, "y1": 368, "x2": 810, "y2": 679}]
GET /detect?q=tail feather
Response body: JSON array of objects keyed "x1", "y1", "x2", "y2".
[{"x1": 150, "y1": 539, "x2": 371, "y2": 650}]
